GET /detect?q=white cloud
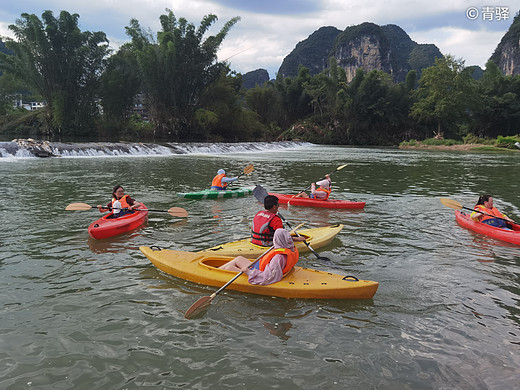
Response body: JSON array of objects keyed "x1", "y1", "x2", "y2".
[
  {"x1": 0, "y1": 1, "x2": 514, "y2": 77},
  {"x1": 409, "y1": 27, "x2": 506, "y2": 68}
]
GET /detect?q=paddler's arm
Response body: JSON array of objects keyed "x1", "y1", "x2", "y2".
[
  {"x1": 128, "y1": 199, "x2": 143, "y2": 210},
  {"x1": 470, "y1": 210, "x2": 483, "y2": 222},
  {"x1": 97, "y1": 202, "x2": 112, "y2": 213},
  {"x1": 222, "y1": 176, "x2": 238, "y2": 183}
]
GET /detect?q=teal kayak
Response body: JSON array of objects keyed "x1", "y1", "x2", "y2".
[{"x1": 177, "y1": 187, "x2": 253, "y2": 200}]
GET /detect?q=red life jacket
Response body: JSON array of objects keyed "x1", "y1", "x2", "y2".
[
  {"x1": 314, "y1": 187, "x2": 331, "y2": 200},
  {"x1": 251, "y1": 211, "x2": 279, "y2": 246},
  {"x1": 211, "y1": 174, "x2": 227, "y2": 190},
  {"x1": 258, "y1": 247, "x2": 299, "y2": 274}
]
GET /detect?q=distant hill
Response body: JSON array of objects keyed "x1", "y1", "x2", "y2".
[
  {"x1": 0, "y1": 40, "x2": 14, "y2": 77},
  {"x1": 0, "y1": 40, "x2": 13, "y2": 55},
  {"x1": 242, "y1": 69, "x2": 270, "y2": 89},
  {"x1": 278, "y1": 22, "x2": 443, "y2": 83},
  {"x1": 490, "y1": 11, "x2": 520, "y2": 76},
  {"x1": 278, "y1": 26, "x2": 341, "y2": 78}
]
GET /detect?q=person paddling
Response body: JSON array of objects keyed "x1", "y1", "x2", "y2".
[
  {"x1": 210, "y1": 169, "x2": 238, "y2": 190},
  {"x1": 470, "y1": 195, "x2": 513, "y2": 228},
  {"x1": 219, "y1": 229, "x2": 299, "y2": 285},
  {"x1": 251, "y1": 195, "x2": 306, "y2": 246},
  {"x1": 295, "y1": 174, "x2": 332, "y2": 200},
  {"x1": 97, "y1": 185, "x2": 142, "y2": 218}
]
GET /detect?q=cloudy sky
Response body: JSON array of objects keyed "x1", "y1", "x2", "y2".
[{"x1": 0, "y1": 1, "x2": 516, "y2": 78}]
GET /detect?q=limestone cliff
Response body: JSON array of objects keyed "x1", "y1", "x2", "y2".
[
  {"x1": 279, "y1": 22, "x2": 442, "y2": 83},
  {"x1": 490, "y1": 11, "x2": 520, "y2": 76}
]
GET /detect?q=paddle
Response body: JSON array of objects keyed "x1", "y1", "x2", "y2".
[
  {"x1": 440, "y1": 198, "x2": 516, "y2": 224},
  {"x1": 184, "y1": 223, "x2": 305, "y2": 319},
  {"x1": 65, "y1": 203, "x2": 189, "y2": 218},
  {"x1": 226, "y1": 164, "x2": 254, "y2": 188},
  {"x1": 288, "y1": 164, "x2": 348, "y2": 204},
  {"x1": 253, "y1": 185, "x2": 331, "y2": 261}
]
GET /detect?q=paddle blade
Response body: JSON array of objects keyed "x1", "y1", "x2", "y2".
[
  {"x1": 167, "y1": 207, "x2": 189, "y2": 218},
  {"x1": 243, "y1": 164, "x2": 254, "y2": 175},
  {"x1": 290, "y1": 222, "x2": 305, "y2": 233},
  {"x1": 336, "y1": 164, "x2": 348, "y2": 171},
  {"x1": 65, "y1": 203, "x2": 93, "y2": 211},
  {"x1": 185, "y1": 295, "x2": 214, "y2": 319},
  {"x1": 253, "y1": 185, "x2": 269, "y2": 203},
  {"x1": 440, "y1": 198, "x2": 463, "y2": 210}
]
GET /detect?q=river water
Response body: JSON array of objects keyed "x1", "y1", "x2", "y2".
[{"x1": 0, "y1": 143, "x2": 519, "y2": 389}]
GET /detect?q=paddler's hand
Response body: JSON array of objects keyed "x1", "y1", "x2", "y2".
[{"x1": 292, "y1": 236, "x2": 307, "y2": 242}]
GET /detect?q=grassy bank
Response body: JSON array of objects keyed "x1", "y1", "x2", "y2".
[{"x1": 399, "y1": 135, "x2": 520, "y2": 151}]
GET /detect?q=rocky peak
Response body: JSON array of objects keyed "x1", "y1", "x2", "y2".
[
  {"x1": 278, "y1": 22, "x2": 442, "y2": 83},
  {"x1": 333, "y1": 23, "x2": 392, "y2": 82},
  {"x1": 490, "y1": 11, "x2": 520, "y2": 76}
]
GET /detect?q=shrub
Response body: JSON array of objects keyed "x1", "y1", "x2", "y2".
[
  {"x1": 421, "y1": 138, "x2": 461, "y2": 146},
  {"x1": 462, "y1": 133, "x2": 494, "y2": 145},
  {"x1": 495, "y1": 135, "x2": 520, "y2": 149}
]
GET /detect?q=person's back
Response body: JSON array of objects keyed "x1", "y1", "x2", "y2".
[
  {"x1": 211, "y1": 169, "x2": 238, "y2": 190},
  {"x1": 251, "y1": 195, "x2": 282, "y2": 246}
]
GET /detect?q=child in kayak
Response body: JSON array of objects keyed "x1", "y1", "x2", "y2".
[
  {"x1": 470, "y1": 195, "x2": 513, "y2": 228},
  {"x1": 210, "y1": 169, "x2": 238, "y2": 190},
  {"x1": 97, "y1": 185, "x2": 143, "y2": 218},
  {"x1": 295, "y1": 174, "x2": 331, "y2": 200},
  {"x1": 219, "y1": 229, "x2": 299, "y2": 285}
]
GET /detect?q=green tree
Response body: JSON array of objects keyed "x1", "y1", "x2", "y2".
[
  {"x1": 0, "y1": 11, "x2": 110, "y2": 136},
  {"x1": 245, "y1": 83, "x2": 281, "y2": 127},
  {"x1": 410, "y1": 55, "x2": 475, "y2": 139},
  {"x1": 98, "y1": 45, "x2": 141, "y2": 136},
  {"x1": 304, "y1": 58, "x2": 341, "y2": 120},
  {"x1": 196, "y1": 70, "x2": 263, "y2": 140},
  {"x1": 472, "y1": 60, "x2": 520, "y2": 137},
  {"x1": 343, "y1": 69, "x2": 395, "y2": 144},
  {"x1": 273, "y1": 65, "x2": 312, "y2": 128},
  {"x1": 125, "y1": 10, "x2": 240, "y2": 138}
]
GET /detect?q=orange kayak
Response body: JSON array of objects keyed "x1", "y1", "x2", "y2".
[{"x1": 88, "y1": 205, "x2": 148, "y2": 239}]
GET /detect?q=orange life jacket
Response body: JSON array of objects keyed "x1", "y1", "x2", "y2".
[
  {"x1": 211, "y1": 174, "x2": 227, "y2": 190},
  {"x1": 112, "y1": 195, "x2": 131, "y2": 208},
  {"x1": 258, "y1": 247, "x2": 299, "y2": 275},
  {"x1": 314, "y1": 187, "x2": 331, "y2": 200},
  {"x1": 474, "y1": 205, "x2": 503, "y2": 222}
]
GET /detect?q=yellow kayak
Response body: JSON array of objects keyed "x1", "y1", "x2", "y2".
[
  {"x1": 199, "y1": 224, "x2": 344, "y2": 258},
  {"x1": 140, "y1": 246, "x2": 379, "y2": 299}
]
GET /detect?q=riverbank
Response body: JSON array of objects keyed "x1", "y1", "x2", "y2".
[{"x1": 399, "y1": 143, "x2": 520, "y2": 152}]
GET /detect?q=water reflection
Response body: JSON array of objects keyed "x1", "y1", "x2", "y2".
[
  {"x1": 87, "y1": 229, "x2": 146, "y2": 254},
  {"x1": 1, "y1": 145, "x2": 520, "y2": 389},
  {"x1": 262, "y1": 320, "x2": 293, "y2": 340}
]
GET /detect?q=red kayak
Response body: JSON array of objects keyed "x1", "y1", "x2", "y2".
[
  {"x1": 454, "y1": 210, "x2": 520, "y2": 245},
  {"x1": 269, "y1": 192, "x2": 365, "y2": 209},
  {"x1": 88, "y1": 205, "x2": 148, "y2": 239}
]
